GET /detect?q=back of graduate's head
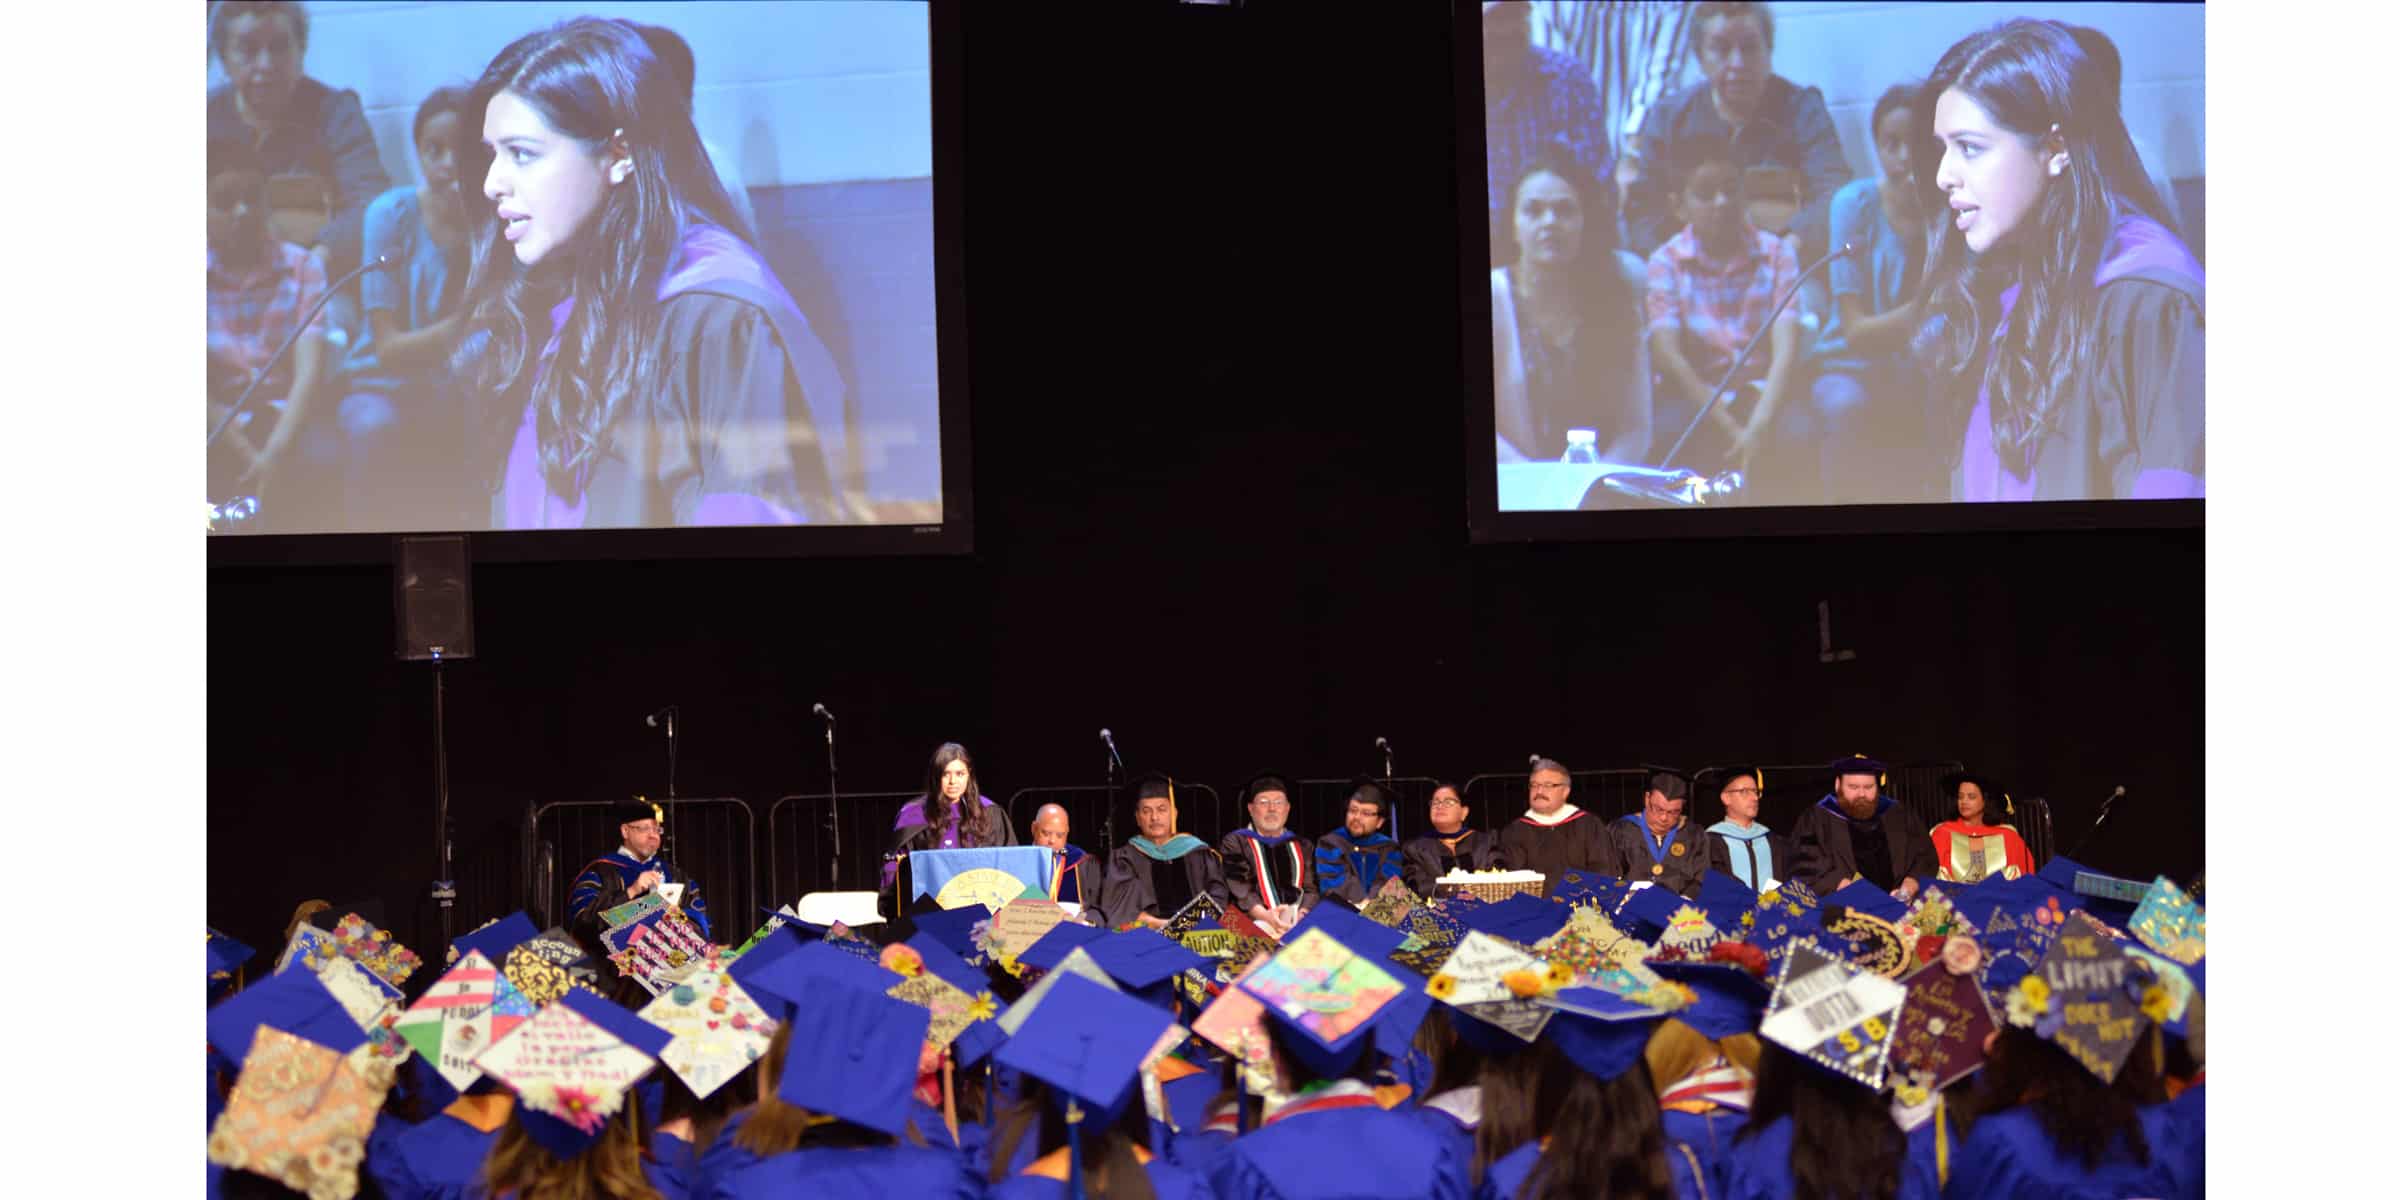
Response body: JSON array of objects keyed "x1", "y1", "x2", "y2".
[
  {"x1": 483, "y1": 1093, "x2": 660, "y2": 1200},
  {"x1": 733, "y1": 1021, "x2": 906, "y2": 1157},
  {"x1": 985, "y1": 1075, "x2": 1159, "y2": 1199},
  {"x1": 1971, "y1": 1025, "x2": 2160, "y2": 1170},
  {"x1": 1519, "y1": 1036, "x2": 1674, "y2": 1200},
  {"x1": 1739, "y1": 1040, "x2": 1906, "y2": 1200}
]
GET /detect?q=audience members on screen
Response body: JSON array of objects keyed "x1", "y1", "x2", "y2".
[
  {"x1": 1481, "y1": 2, "x2": 1611, "y2": 271},
  {"x1": 304, "y1": 87, "x2": 479, "y2": 534},
  {"x1": 1913, "y1": 20, "x2": 2204, "y2": 502},
  {"x1": 453, "y1": 18, "x2": 847, "y2": 529},
  {"x1": 207, "y1": 140, "x2": 333, "y2": 523},
  {"x1": 1642, "y1": 135, "x2": 1802, "y2": 477},
  {"x1": 1794, "y1": 82, "x2": 1938, "y2": 506},
  {"x1": 207, "y1": 2, "x2": 392, "y2": 284},
  {"x1": 1493, "y1": 145, "x2": 1652, "y2": 465},
  {"x1": 1622, "y1": 2, "x2": 1847, "y2": 267}
]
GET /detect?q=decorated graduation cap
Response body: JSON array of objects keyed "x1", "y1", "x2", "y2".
[
  {"x1": 773, "y1": 977, "x2": 932, "y2": 1136},
  {"x1": 1241, "y1": 923, "x2": 1411, "y2": 1079},
  {"x1": 2000, "y1": 910, "x2": 2168, "y2": 1084},
  {"x1": 1616, "y1": 882, "x2": 1692, "y2": 943},
  {"x1": 1288, "y1": 902, "x2": 1410, "y2": 962},
  {"x1": 901, "y1": 933, "x2": 1010, "y2": 1065},
  {"x1": 206, "y1": 1005, "x2": 404, "y2": 1199},
  {"x1": 1017, "y1": 920, "x2": 1109, "y2": 972},
  {"x1": 1554, "y1": 869, "x2": 1637, "y2": 915},
  {"x1": 725, "y1": 924, "x2": 809, "y2": 1001},
  {"x1": 452, "y1": 911, "x2": 543, "y2": 968},
  {"x1": 209, "y1": 965, "x2": 369, "y2": 1071},
  {"x1": 1424, "y1": 930, "x2": 1568, "y2": 1048},
  {"x1": 638, "y1": 961, "x2": 776, "y2": 1100},
  {"x1": 393, "y1": 949, "x2": 533, "y2": 1092},
  {"x1": 474, "y1": 988, "x2": 673, "y2": 1158},
  {"x1": 1454, "y1": 893, "x2": 1573, "y2": 947},
  {"x1": 1889, "y1": 951, "x2": 2001, "y2": 1096},
  {"x1": 909, "y1": 904, "x2": 994, "y2": 962},
  {"x1": 2127, "y1": 875, "x2": 2204, "y2": 966},
  {"x1": 1757, "y1": 936, "x2": 1909, "y2": 1089}
]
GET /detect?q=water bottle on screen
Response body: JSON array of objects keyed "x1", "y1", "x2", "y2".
[{"x1": 1562, "y1": 429, "x2": 1602, "y2": 464}]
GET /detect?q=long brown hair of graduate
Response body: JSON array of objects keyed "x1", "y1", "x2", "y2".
[
  {"x1": 1516, "y1": 1040, "x2": 1676, "y2": 1200},
  {"x1": 1959, "y1": 1025, "x2": 2165, "y2": 1170},
  {"x1": 656, "y1": 1058, "x2": 749, "y2": 1161},
  {"x1": 480, "y1": 1095, "x2": 662, "y2": 1200},
  {"x1": 985, "y1": 1082, "x2": 1158, "y2": 1200},
  {"x1": 1736, "y1": 1041, "x2": 1906, "y2": 1200},
  {"x1": 732, "y1": 1022, "x2": 920, "y2": 1156},
  {"x1": 924, "y1": 742, "x2": 995, "y2": 846},
  {"x1": 1472, "y1": 1045, "x2": 1544, "y2": 1187}
]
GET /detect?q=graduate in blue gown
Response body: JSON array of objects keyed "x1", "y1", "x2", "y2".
[
  {"x1": 1716, "y1": 1042, "x2": 1939, "y2": 1200},
  {"x1": 1472, "y1": 997, "x2": 1706, "y2": 1200},
  {"x1": 1643, "y1": 960, "x2": 1775, "y2": 1191},
  {"x1": 568, "y1": 797, "x2": 712, "y2": 963},
  {"x1": 1942, "y1": 1026, "x2": 2199, "y2": 1199},
  {"x1": 1314, "y1": 780, "x2": 1410, "y2": 905},
  {"x1": 983, "y1": 973, "x2": 1212, "y2": 1199},
  {"x1": 1208, "y1": 917, "x2": 1469, "y2": 1200},
  {"x1": 470, "y1": 990, "x2": 689, "y2": 1199},
  {"x1": 204, "y1": 964, "x2": 402, "y2": 1200},
  {"x1": 709, "y1": 943, "x2": 979, "y2": 1199}
]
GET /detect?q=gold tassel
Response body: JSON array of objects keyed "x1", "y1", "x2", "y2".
[
  {"x1": 941, "y1": 1053, "x2": 958, "y2": 1144},
  {"x1": 1935, "y1": 1094, "x2": 1949, "y2": 1188}
]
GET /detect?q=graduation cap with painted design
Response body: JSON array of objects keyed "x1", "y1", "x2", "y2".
[
  {"x1": 474, "y1": 988, "x2": 674, "y2": 1157},
  {"x1": 1286, "y1": 902, "x2": 1410, "y2": 961},
  {"x1": 902, "y1": 933, "x2": 1010, "y2": 1065},
  {"x1": 392, "y1": 949, "x2": 533, "y2": 1092},
  {"x1": 1757, "y1": 936, "x2": 1909, "y2": 1089},
  {"x1": 1240, "y1": 923, "x2": 1413, "y2": 1080},
  {"x1": 637, "y1": 961, "x2": 777, "y2": 1100},
  {"x1": 1998, "y1": 910, "x2": 2168, "y2": 1084},
  {"x1": 1553, "y1": 869, "x2": 1637, "y2": 915},
  {"x1": 205, "y1": 990, "x2": 403, "y2": 1199}
]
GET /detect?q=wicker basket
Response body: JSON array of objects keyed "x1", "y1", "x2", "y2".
[{"x1": 1437, "y1": 873, "x2": 1545, "y2": 904}]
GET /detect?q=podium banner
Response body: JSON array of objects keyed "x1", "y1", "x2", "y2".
[{"x1": 909, "y1": 846, "x2": 1055, "y2": 909}]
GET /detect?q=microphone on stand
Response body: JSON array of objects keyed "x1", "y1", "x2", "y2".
[
  {"x1": 1654, "y1": 241, "x2": 1859, "y2": 472},
  {"x1": 644, "y1": 705, "x2": 679, "y2": 859},
  {"x1": 1375, "y1": 737, "x2": 1397, "y2": 838},
  {"x1": 814, "y1": 703, "x2": 840, "y2": 887},
  {"x1": 1099, "y1": 729, "x2": 1124, "y2": 855},
  {"x1": 2065, "y1": 785, "x2": 2127, "y2": 861}
]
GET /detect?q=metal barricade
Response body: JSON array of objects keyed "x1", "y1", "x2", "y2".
[
  {"x1": 526, "y1": 797, "x2": 757, "y2": 940},
  {"x1": 1005, "y1": 783, "x2": 1225, "y2": 861},
  {"x1": 765, "y1": 790, "x2": 919, "y2": 907}
]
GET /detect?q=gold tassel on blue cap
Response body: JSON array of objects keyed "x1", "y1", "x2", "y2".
[{"x1": 1065, "y1": 1099, "x2": 1087, "y2": 1199}]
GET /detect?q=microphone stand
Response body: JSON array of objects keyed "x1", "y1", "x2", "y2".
[
  {"x1": 207, "y1": 255, "x2": 394, "y2": 451},
  {"x1": 1102, "y1": 737, "x2": 1123, "y2": 859},
  {"x1": 1655, "y1": 241, "x2": 1856, "y2": 472},
  {"x1": 822, "y1": 712, "x2": 841, "y2": 891},
  {"x1": 2065, "y1": 787, "x2": 2126, "y2": 861},
  {"x1": 662, "y1": 709, "x2": 679, "y2": 864},
  {"x1": 1379, "y1": 739, "x2": 1397, "y2": 842}
]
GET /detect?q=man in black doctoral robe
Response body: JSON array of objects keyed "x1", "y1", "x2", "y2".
[
  {"x1": 1606, "y1": 769, "x2": 1712, "y2": 899},
  {"x1": 566, "y1": 796, "x2": 709, "y2": 975},
  {"x1": 1099, "y1": 774, "x2": 1229, "y2": 930},
  {"x1": 1402, "y1": 782, "x2": 1501, "y2": 896},
  {"x1": 1218, "y1": 772, "x2": 1316, "y2": 937},
  {"x1": 1314, "y1": 779, "x2": 1409, "y2": 905},
  {"x1": 1789, "y1": 755, "x2": 1938, "y2": 900},
  {"x1": 1498, "y1": 758, "x2": 1625, "y2": 895}
]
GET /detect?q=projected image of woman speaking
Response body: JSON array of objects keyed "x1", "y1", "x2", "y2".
[{"x1": 455, "y1": 17, "x2": 845, "y2": 529}]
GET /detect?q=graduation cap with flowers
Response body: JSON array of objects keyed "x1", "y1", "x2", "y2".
[
  {"x1": 2000, "y1": 910, "x2": 2169, "y2": 1084},
  {"x1": 901, "y1": 933, "x2": 1010, "y2": 1066},
  {"x1": 474, "y1": 988, "x2": 674, "y2": 1157},
  {"x1": 638, "y1": 959, "x2": 776, "y2": 1100},
  {"x1": 206, "y1": 1003, "x2": 403, "y2": 1200}
]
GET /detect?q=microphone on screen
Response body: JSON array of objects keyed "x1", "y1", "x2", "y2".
[
  {"x1": 207, "y1": 255, "x2": 398, "y2": 450},
  {"x1": 1655, "y1": 241, "x2": 1860, "y2": 471}
]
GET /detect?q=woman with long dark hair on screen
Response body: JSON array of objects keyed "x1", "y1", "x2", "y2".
[
  {"x1": 883, "y1": 742, "x2": 1018, "y2": 894},
  {"x1": 1913, "y1": 18, "x2": 2203, "y2": 502},
  {"x1": 452, "y1": 18, "x2": 847, "y2": 529},
  {"x1": 1491, "y1": 139, "x2": 1651, "y2": 466}
]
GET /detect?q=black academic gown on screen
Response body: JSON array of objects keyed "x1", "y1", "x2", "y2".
[
  {"x1": 1788, "y1": 795, "x2": 1937, "y2": 894},
  {"x1": 1098, "y1": 841, "x2": 1230, "y2": 927},
  {"x1": 1401, "y1": 829, "x2": 1503, "y2": 897},
  {"x1": 1606, "y1": 815, "x2": 1712, "y2": 899},
  {"x1": 1496, "y1": 807, "x2": 1625, "y2": 896}
]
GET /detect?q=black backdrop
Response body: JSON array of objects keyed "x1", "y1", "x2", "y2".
[{"x1": 206, "y1": 2, "x2": 2201, "y2": 957}]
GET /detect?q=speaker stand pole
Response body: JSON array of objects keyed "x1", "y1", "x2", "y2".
[{"x1": 430, "y1": 655, "x2": 456, "y2": 948}]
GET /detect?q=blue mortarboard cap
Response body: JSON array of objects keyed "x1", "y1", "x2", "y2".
[
  {"x1": 726, "y1": 926, "x2": 809, "y2": 999},
  {"x1": 208, "y1": 929, "x2": 255, "y2": 999},
  {"x1": 994, "y1": 974, "x2": 1174, "y2": 1122},
  {"x1": 774, "y1": 978, "x2": 929, "y2": 1136},
  {"x1": 1288, "y1": 904, "x2": 1408, "y2": 960},
  {"x1": 1821, "y1": 880, "x2": 1909, "y2": 923},
  {"x1": 1617, "y1": 884, "x2": 1688, "y2": 941},
  {"x1": 1647, "y1": 960, "x2": 1771, "y2": 1041},
  {"x1": 1694, "y1": 872, "x2": 1756, "y2": 931},
  {"x1": 1374, "y1": 984, "x2": 1435, "y2": 1059},
  {"x1": 1542, "y1": 992, "x2": 1665, "y2": 1081},
  {"x1": 744, "y1": 940, "x2": 900, "y2": 1019},
  {"x1": 1448, "y1": 1004, "x2": 1531, "y2": 1057},
  {"x1": 1553, "y1": 869, "x2": 1634, "y2": 913},
  {"x1": 1247, "y1": 924, "x2": 1406, "y2": 1080},
  {"x1": 1018, "y1": 921, "x2": 1108, "y2": 971},
  {"x1": 206, "y1": 968, "x2": 368, "y2": 1070},
  {"x1": 1454, "y1": 894, "x2": 1570, "y2": 946},
  {"x1": 452, "y1": 912, "x2": 541, "y2": 966},
  {"x1": 909, "y1": 906, "x2": 992, "y2": 960},
  {"x1": 1084, "y1": 930, "x2": 1210, "y2": 999}
]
